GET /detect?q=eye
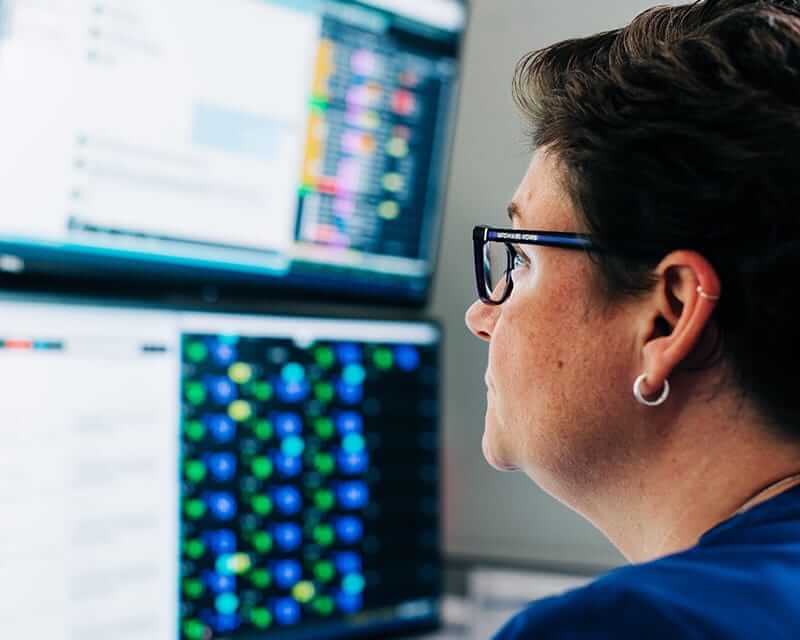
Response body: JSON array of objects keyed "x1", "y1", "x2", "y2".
[{"x1": 511, "y1": 246, "x2": 531, "y2": 270}]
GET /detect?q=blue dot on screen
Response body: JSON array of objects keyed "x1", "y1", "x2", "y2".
[
  {"x1": 274, "y1": 412, "x2": 303, "y2": 438},
  {"x1": 273, "y1": 560, "x2": 302, "y2": 589},
  {"x1": 337, "y1": 481, "x2": 369, "y2": 509},
  {"x1": 335, "y1": 411, "x2": 363, "y2": 435},
  {"x1": 335, "y1": 590, "x2": 363, "y2": 614},
  {"x1": 276, "y1": 379, "x2": 310, "y2": 403},
  {"x1": 209, "y1": 613, "x2": 239, "y2": 633},
  {"x1": 274, "y1": 452, "x2": 302, "y2": 478},
  {"x1": 335, "y1": 516, "x2": 364, "y2": 544},
  {"x1": 208, "y1": 492, "x2": 237, "y2": 521},
  {"x1": 208, "y1": 376, "x2": 237, "y2": 404},
  {"x1": 274, "y1": 486, "x2": 302, "y2": 515},
  {"x1": 336, "y1": 380, "x2": 363, "y2": 405},
  {"x1": 274, "y1": 597, "x2": 301, "y2": 626},
  {"x1": 337, "y1": 449, "x2": 369, "y2": 475},
  {"x1": 336, "y1": 343, "x2": 362, "y2": 364},
  {"x1": 394, "y1": 345, "x2": 421, "y2": 371},
  {"x1": 204, "y1": 570, "x2": 236, "y2": 594},
  {"x1": 334, "y1": 551, "x2": 362, "y2": 574},
  {"x1": 207, "y1": 452, "x2": 237, "y2": 482},
  {"x1": 207, "y1": 415, "x2": 237, "y2": 444},
  {"x1": 205, "y1": 529, "x2": 237, "y2": 555},
  {"x1": 274, "y1": 522, "x2": 303, "y2": 552},
  {"x1": 211, "y1": 341, "x2": 237, "y2": 366}
]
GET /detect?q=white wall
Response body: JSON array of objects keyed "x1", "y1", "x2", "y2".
[{"x1": 433, "y1": 0, "x2": 680, "y2": 570}]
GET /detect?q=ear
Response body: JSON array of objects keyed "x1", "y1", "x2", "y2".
[{"x1": 637, "y1": 251, "x2": 721, "y2": 400}]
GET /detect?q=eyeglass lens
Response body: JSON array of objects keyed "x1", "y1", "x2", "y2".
[{"x1": 482, "y1": 241, "x2": 512, "y2": 302}]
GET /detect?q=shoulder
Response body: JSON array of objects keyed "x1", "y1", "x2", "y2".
[{"x1": 491, "y1": 561, "x2": 703, "y2": 640}]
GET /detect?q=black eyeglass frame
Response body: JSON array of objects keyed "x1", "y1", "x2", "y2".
[{"x1": 473, "y1": 225, "x2": 597, "y2": 305}]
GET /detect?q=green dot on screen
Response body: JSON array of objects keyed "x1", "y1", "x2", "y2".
[
  {"x1": 315, "y1": 382, "x2": 335, "y2": 403},
  {"x1": 185, "y1": 420, "x2": 205, "y2": 441},
  {"x1": 186, "y1": 342, "x2": 208, "y2": 363},
  {"x1": 314, "y1": 453, "x2": 335, "y2": 475},
  {"x1": 183, "y1": 620, "x2": 206, "y2": 640},
  {"x1": 313, "y1": 596, "x2": 335, "y2": 616},
  {"x1": 252, "y1": 495, "x2": 273, "y2": 516},
  {"x1": 251, "y1": 607, "x2": 272, "y2": 629},
  {"x1": 251, "y1": 568, "x2": 272, "y2": 588},
  {"x1": 373, "y1": 348, "x2": 394, "y2": 370},
  {"x1": 313, "y1": 524, "x2": 335, "y2": 546},
  {"x1": 314, "y1": 489, "x2": 335, "y2": 511},
  {"x1": 184, "y1": 499, "x2": 206, "y2": 520},
  {"x1": 252, "y1": 457, "x2": 273, "y2": 479},
  {"x1": 185, "y1": 539, "x2": 205, "y2": 559},
  {"x1": 253, "y1": 420, "x2": 274, "y2": 441},
  {"x1": 314, "y1": 561, "x2": 335, "y2": 583},
  {"x1": 185, "y1": 382, "x2": 206, "y2": 405},
  {"x1": 314, "y1": 418, "x2": 335, "y2": 439},
  {"x1": 253, "y1": 382, "x2": 273, "y2": 401},
  {"x1": 183, "y1": 579, "x2": 204, "y2": 599},
  {"x1": 184, "y1": 460, "x2": 206, "y2": 483},
  {"x1": 252, "y1": 532, "x2": 273, "y2": 554},
  {"x1": 314, "y1": 346, "x2": 335, "y2": 368}
]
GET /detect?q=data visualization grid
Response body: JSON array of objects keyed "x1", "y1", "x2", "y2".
[{"x1": 179, "y1": 332, "x2": 439, "y2": 639}]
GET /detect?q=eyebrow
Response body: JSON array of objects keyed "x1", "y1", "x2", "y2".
[{"x1": 507, "y1": 201, "x2": 522, "y2": 222}]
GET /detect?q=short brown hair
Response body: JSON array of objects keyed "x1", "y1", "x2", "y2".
[{"x1": 512, "y1": 0, "x2": 800, "y2": 437}]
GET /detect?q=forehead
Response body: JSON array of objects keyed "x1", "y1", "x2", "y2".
[{"x1": 510, "y1": 148, "x2": 578, "y2": 231}]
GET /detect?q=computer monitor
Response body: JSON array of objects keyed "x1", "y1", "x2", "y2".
[
  {"x1": 0, "y1": 0, "x2": 466, "y2": 305},
  {"x1": 0, "y1": 295, "x2": 441, "y2": 640}
]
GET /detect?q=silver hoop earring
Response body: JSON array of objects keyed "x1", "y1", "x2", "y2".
[
  {"x1": 633, "y1": 374, "x2": 670, "y2": 407},
  {"x1": 697, "y1": 286, "x2": 720, "y2": 301}
]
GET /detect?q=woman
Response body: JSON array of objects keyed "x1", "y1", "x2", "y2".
[{"x1": 465, "y1": 0, "x2": 800, "y2": 637}]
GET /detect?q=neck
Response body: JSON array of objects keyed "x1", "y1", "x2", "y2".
[{"x1": 581, "y1": 406, "x2": 800, "y2": 564}]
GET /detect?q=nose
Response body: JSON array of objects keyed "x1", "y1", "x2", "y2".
[{"x1": 465, "y1": 298, "x2": 497, "y2": 343}]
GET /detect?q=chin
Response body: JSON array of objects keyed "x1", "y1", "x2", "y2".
[{"x1": 481, "y1": 429, "x2": 518, "y2": 472}]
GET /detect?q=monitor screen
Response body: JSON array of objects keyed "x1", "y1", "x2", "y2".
[
  {"x1": 0, "y1": 296, "x2": 441, "y2": 640},
  {"x1": 0, "y1": 0, "x2": 466, "y2": 305}
]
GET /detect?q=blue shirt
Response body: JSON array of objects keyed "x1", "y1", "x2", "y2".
[{"x1": 494, "y1": 485, "x2": 800, "y2": 639}]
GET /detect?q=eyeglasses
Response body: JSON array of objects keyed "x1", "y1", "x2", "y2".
[{"x1": 473, "y1": 225, "x2": 597, "y2": 305}]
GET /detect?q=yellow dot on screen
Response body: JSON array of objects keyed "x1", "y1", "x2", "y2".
[
  {"x1": 378, "y1": 201, "x2": 400, "y2": 220},
  {"x1": 228, "y1": 400, "x2": 253, "y2": 422},
  {"x1": 230, "y1": 553, "x2": 252, "y2": 575},
  {"x1": 382, "y1": 173, "x2": 404, "y2": 192},
  {"x1": 293, "y1": 581, "x2": 316, "y2": 603},
  {"x1": 363, "y1": 112, "x2": 380, "y2": 130},
  {"x1": 229, "y1": 363, "x2": 254, "y2": 384},
  {"x1": 386, "y1": 137, "x2": 409, "y2": 158}
]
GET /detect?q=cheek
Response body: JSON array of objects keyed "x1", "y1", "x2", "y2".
[{"x1": 488, "y1": 292, "x2": 569, "y2": 396}]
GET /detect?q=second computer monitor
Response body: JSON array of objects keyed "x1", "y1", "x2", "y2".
[{"x1": 0, "y1": 296, "x2": 441, "y2": 639}]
